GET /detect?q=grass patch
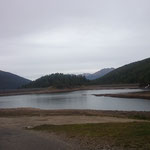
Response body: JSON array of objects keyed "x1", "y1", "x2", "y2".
[
  {"x1": 130, "y1": 114, "x2": 150, "y2": 120},
  {"x1": 33, "y1": 122, "x2": 150, "y2": 150}
]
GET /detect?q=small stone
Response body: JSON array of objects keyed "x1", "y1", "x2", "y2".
[{"x1": 26, "y1": 126, "x2": 33, "y2": 129}]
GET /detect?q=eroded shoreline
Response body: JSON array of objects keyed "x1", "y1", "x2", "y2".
[
  {"x1": 0, "y1": 84, "x2": 139, "y2": 97},
  {"x1": 0, "y1": 108, "x2": 150, "y2": 120},
  {"x1": 94, "y1": 90, "x2": 150, "y2": 100}
]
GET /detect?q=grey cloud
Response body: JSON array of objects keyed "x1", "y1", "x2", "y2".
[{"x1": 0, "y1": 0, "x2": 150, "y2": 80}]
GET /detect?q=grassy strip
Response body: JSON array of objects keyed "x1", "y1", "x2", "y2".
[{"x1": 32, "y1": 122, "x2": 150, "y2": 150}]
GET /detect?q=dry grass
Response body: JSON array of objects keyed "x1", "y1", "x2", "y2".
[{"x1": 32, "y1": 122, "x2": 150, "y2": 150}]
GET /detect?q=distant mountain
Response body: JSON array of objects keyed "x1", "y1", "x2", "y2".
[
  {"x1": 0, "y1": 70, "x2": 31, "y2": 90},
  {"x1": 83, "y1": 68, "x2": 115, "y2": 80},
  {"x1": 94, "y1": 58, "x2": 150, "y2": 84},
  {"x1": 24, "y1": 73, "x2": 89, "y2": 89}
]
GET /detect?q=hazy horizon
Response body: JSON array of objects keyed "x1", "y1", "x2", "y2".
[{"x1": 0, "y1": 0, "x2": 150, "y2": 80}]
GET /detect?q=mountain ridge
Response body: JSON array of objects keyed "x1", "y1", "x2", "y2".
[
  {"x1": 0, "y1": 70, "x2": 31, "y2": 90},
  {"x1": 94, "y1": 58, "x2": 150, "y2": 84},
  {"x1": 83, "y1": 68, "x2": 115, "y2": 80}
]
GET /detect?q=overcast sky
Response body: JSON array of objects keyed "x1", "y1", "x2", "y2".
[{"x1": 0, "y1": 0, "x2": 150, "y2": 80}]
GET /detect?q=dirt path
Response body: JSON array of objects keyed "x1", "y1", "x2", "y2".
[{"x1": 0, "y1": 128, "x2": 75, "y2": 150}]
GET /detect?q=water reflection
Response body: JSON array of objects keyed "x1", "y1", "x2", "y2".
[{"x1": 0, "y1": 89, "x2": 150, "y2": 111}]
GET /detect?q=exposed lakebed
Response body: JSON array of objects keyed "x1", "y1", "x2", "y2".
[{"x1": 0, "y1": 89, "x2": 150, "y2": 111}]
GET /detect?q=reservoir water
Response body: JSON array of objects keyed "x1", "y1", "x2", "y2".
[{"x1": 0, "y1": 89, "x2": 150, "y2": 111}]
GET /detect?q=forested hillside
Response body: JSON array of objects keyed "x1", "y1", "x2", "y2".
[
  {"x1": 24, "y1": 73, "x2": 89, "y2": 88},
  {"x1": 0, "y1": 70, "x2": 31, "y2": 90},
  {"x1": 94, "y1": 58, "x2": 150, "y2": 84}
]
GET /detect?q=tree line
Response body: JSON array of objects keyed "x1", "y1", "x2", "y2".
[{"x1": 24, "y1": 73, "x2": 89, "y2": 89}]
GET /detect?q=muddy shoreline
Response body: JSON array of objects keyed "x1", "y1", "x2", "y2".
[
  {"x1": 0, "y1": 84, "x2": 139, "y2": 97},
  {"x1": 0, "y1": 108, "x2": 150, "y2": 120},
  {"x1": 94, "y1": 90, "x2": 150, "y2": 100}
]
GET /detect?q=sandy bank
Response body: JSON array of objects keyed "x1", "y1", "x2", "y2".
[
  {"x1": 0, "y1": 108, "x2": 149, "y2": 130},
  {"x1": 94, "y1": 90, "x2": 150, "y2": 100},
  {"x1": 0, "y1": 108, "x2": 150, "y2": 119}
]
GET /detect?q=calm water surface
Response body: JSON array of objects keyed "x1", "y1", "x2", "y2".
[{"x1": 0, "y1": 89, "x2": 150, "y2": 111}]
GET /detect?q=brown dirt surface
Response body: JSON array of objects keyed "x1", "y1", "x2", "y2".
[
  {"x1": 0, "y1": 115, "x2": 143, "y2": 129},
  {"x1": 1, "y1": 108, "x2": 150, "y2": 120},
  {"x1": 0, "y1": 84, "x2": 139, "y2": 97},
  {"x1": 94, "y1": 90, "x2": 150, "y2": 100},
  {"x1": 0, "y1": 128, "x2": 77, "y2": 150},
  {"x1": 0, "y1": 108, "x2": 149, "y2": 150}
]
